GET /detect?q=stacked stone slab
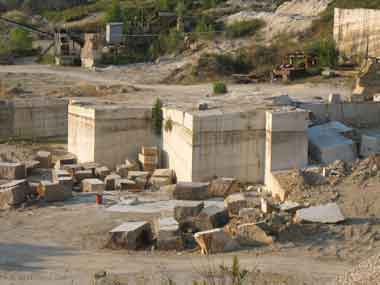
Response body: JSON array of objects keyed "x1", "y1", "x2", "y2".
[
  {"x1": 0, "y1": 162, "x2": 26, "y2": 179},
  {"x1": 82, "y1": 179, "x2": 105, "y2": 193},
  {"x1": 138, "y1": 146, "x2": 159, "y2": 172},
  {"x1": 0, "y1": 180, "x2": 27, "y2": 209},
  {"x1": 107, "y1": 221, "x2": 153, "y2": 250},
  {"x1": 172, "y1": 182, "x2": 209, "y2": 200},
  {"x1": 154, "y1": 217, "x2": 183, "y2": 250},
  {"x1": 38, "y1": 181, "x2": 72, "y2": 202}
]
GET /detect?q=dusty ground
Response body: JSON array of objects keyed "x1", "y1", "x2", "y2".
[
  {"x1": 0, "y1": 64, "x2": 351, "y2": 111},
  {"x1": 0, "y1": 62, "x2": 371, "y2": 285}
]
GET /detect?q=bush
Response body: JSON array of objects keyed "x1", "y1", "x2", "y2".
[
  {"x1": 213, "y1": 81, "x2": 227, "y2": 94},
  {"x1": 305, "y1": 37, "x2": 338, "y2": 67},
  {"x1": 226, "y1": 19, "x2": 265, "y2": 38},
  {"x1": 105, "y1": 0, "x2": 124, "y2": 23},
  {"x1": 152, "y1": 98, "x2": 163, "y2": 135},
  {"x1": 9, "y1": 28, "x2": 32, "y2": 55},
  {"x1": 214, "y1": 51, "x2": 252, "y2": 74}
]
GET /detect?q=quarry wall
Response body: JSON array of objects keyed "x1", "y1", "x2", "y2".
[
  {"x1": 0, "y1": 100, "x2": 67, "y2": 140},
  {"x1": 334, "y1": 8, "x2": 380, "y2": 59}
]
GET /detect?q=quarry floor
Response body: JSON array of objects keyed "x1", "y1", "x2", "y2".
[
  {"x1": 0, "y1": 63, "x2": 352, "y2": 110},
  {"x1": 1, "y1": 140, "x2": 380, "y2": 284},
  {"x1": 0, "y1": 63, "x2": 374, "y2": 284}
]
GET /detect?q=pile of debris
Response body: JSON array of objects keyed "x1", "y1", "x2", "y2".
[{"x1": 106, "y1": 177, "x2": 346, "y2": 254}]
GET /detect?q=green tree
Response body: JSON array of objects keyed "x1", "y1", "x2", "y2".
[
  {"x1": 9, "y1": 28, "x2": 32, "y2": 54},
  {"x1": 152, "y1": 98, "x2": 163, "y2": 135},
  {"x1": 105, "y1": 0, "x2": 124, "y2": 23}
]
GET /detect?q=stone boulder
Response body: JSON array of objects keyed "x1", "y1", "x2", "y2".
[
  {"x1": 194, "y1": 228, "x2": 239, "y2": 255},
  {"x1": 82, "y1": 179, "x2": 105, "y2": 193},
  {"x1": 106, "y1": 221, "x2": 153, "y2": 250},
  {"x1": 38, "y1": 181, "x2": 71, "y2": 202},
  {"x1": 35, "y1": 151, "x2": 52, "y2": 169},
  {"x1": 104, "y1": 174, "x2": 121, "y2": 190},
  {"x1": 236, "y1": 223, "x2": 274, "y2": 246}
]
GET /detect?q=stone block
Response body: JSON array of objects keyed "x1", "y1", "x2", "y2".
[
  {"x1": 239, "y1": 208, "x2": 261, "y2": 219},
  {"x1": 138, "y1": 153, "x2": 159, "y2": 165},
  {"x1": 154, "y1": 217, "x2": 179, "y2": 239},
  {"x1": 150, "y1": 169, "x2": 175, "y2": 189},
  {"x1": 236, "y1": 223, "x2": 274, "y2": 246},
  {"x1": 35, "y1": 151, "x2": 52, "y2": 169},
  {"x1": 194, "y1": 228, "x2": 239, "y2": 255},
  {"x1": 104, "y1": 174, "x2": 121, "y2": 190},
  {"x1": 0, "y1": 162, "x2": 26, "y2": 179},
  {"x1": 116, "y1": 164, "x2": 129, "y2": 178},
  {"x1": 106, "y1": 221, "x2": 153, "y2": 250},
  {"x1": 172, "y1": 182, "x2": 209, "y2": 200},
  {"x1": 125, "y1": 159, "x2": 139, "y2": 171},
  {"x1": 0, "y1": 180, "x2": 27, "y2": 209},
  {"x1": 127, "y1": 171, "x2": 150, "y2": 180},
  {"x1": 55, "y1": 156, "x2": 77, "y2": 170},
  {"x1": 174, "y1": 201, "x2": 204, "y2": 222},
  {"x1": 295, "y1": 203, "x2": 345, "y2": 224},
  {"x1": 95, "y1": 166, "x2": 111, "y2": 180},
  {"x1": 141, "y1": 146, "x2": 159, "y2": 156},
  {"x1": 329, "y1": 93, "x2": 342, "y2": 104},
  {"x1": 82, "y1": 178, "x2": 105, "y2": 193},
  {"x1": 25, "y1": 160, "x2": 40, "y2": 176},
  {"x1": 116, "y1": 179, "x2": 137, "y2": 191},
  {"x1": 224, "y1": 193, "x2": 247, "y2": 215},
  {"x1": 194, "y1": 206, "x2": 229, "y2": 231},
  {"x1": 135, "y1": 176, "x2": 148, "y2": 190},
  {"x1": 38, "y1": 181, "x2": 71, "y2": 202},
  {"x1": 74, "y1": 170, "x2": 94, "y2": 183},
  {"x1": 81, "y1": 162, "x2": 100, "y2": 175},
  {"x1": 62, "y1": 164, "x2": 84, "y2": 176},
  {"x1": 57, "y1": 176, "x2": 74, "y2": 196},
  {"x1": 208, "y1": 178, "x2": 240, "y2": 198},
  {"x1": 53, "y1": 169, "x2": 71, "y2": 182},
  {"x1": 156, "y1": 236, "x2": 184, "y2": 251}
]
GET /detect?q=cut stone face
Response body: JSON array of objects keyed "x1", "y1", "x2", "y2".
[
  {"x1": 172, "y1": 182, "x2": 209, "y2": 200},
  {"x1": 82, "y1": 179, "x2": 105, "y2": 193},
  {"x1": 0, "y1": 162, "x2": 26, "y2": 180},
  {"x1": 0, "y1": 180, "x2": 27, "y2": 209},
  {"x1": 194, "y1": 228, "x2": 239, "y2": 255},
  {"x1": 295, "y1": 203, "x2": 345, "y2": 224}
]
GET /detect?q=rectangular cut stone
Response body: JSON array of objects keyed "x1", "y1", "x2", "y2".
[
  {"x1": 75, "y1": 170, "x2": 94, "y2": 183},
  {"x1": 208, "y1": 178, "x2": 240, "y2": 198},
  {"x1": 236, "y1": 223, "x2": 274, "y2": 246},
  {"x1": 53, "y1": 169, "x2": 71, "y2": 182},
  {"x1": 82, "y1": 178, "x2": 105, "y2": 193},
  {"x1": 224, "y1": 193, "x2": 247, "y2": 215},
  {"x1": 57, "y1": 177, "x2": 74, "y2": 195},
  {"x1": 107, "y1": 221, "x2": 152, "y2": 250},
  {"x1": 104, "y1": 174, "x2": 121, "y2": 190},
  {"x1": 95, "y1": 166, "x2": 111, "y2": 179},
  {"x1": 194, "y1": 206, "x2": 229, "y2": 231},
  {"x1": 173, "y1": 182, "x2": 209, "y2": 200},
  {"x1": 55, "y1": 157, "x2": 77, "y2": 169},
  {"x1": 0, "y1": 180, "x2": 27, "y2": 209},
  {"x1": 116, "y1": 179, "x2": 136, "y2": 191},
  {"x1": 35, "y1": 151, "x2": 52, "y2": 169},
  {"x1": 194, "y1": 228, "x2": 239, "y2": 255},
  {"x1": 295, "y1": 203, "x2": 345, "y2": 224},
  {"x1": 361, "y1": 134, "x2": 380, "y2": 157},
  {"x1": 0, "y1": 162, "x2": 26, "y2": 179},
  {"x1": 116, "y1": 164, "x2": 129, "y2": 178},
  {"x1": 38, "y1": 181, "x2": 71, "y2": 202},
  {"x1": 154, "y1": 217, "x2": 179, "y2": 239},
  {"x1": 174, "y1": 201, "x2": 204, "y2": 222},
  {"x1": 142, "y1": 146, "x2": 159, "y2": 156}
]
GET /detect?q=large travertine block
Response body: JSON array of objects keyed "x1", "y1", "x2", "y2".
[
  {"x1": 0, "y1": 162, "x2": 26, "y2": 179},
  {"x1": 0, "y1": 180, "x2": 27, "y2": 209}
]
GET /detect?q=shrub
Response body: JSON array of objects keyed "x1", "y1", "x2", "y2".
[
  {"x1": 305, "y1": 37, "x2": 338, "y2": 67},
  {"x1": 9, "y1": 28, "x2": 32, "y2": 55},
  {"x1": 152, "y1": 98, "x2": 163, "y2": 135},
  {"x1": 195, "y1": 17, "x2": 215, "y2": 40},
  {"x1": 105, "y1": 0, "x2": 124, "y2": 23},
  {"x1": 213, "y1": 81, "x2": 227, "y2": 94},
  {"x1": 226, "y1": 19, "x2": 265, "y2": 38},
  {"x1": 214, "y1": 51, "x2": 252, "y2": 74}
]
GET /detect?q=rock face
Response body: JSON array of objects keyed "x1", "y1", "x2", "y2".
[
  {"x1": 0, "y1": 162, "x2": 26, "y2": 179},
  {"x1": 194, "y1": 228, "x2": 239, "y2": 255},
  {"x1": 150, "y1": 169, "x2": 175, "y2": 189},
  {"x1": 295, "y1": 203, "x2": 345, "y2": 224},
  {"x1": 208, "y1": 178, "x2": 240, "y2": 197},
  {"x1": 106, "y1": 222, "x2": 153, "y2": 250},
  {"x1": 172, "y1": 182, "x2": 209, "y2": 200},
  {"x1": 0, "y1": 180, "x2": 27, "y2": 209}
]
